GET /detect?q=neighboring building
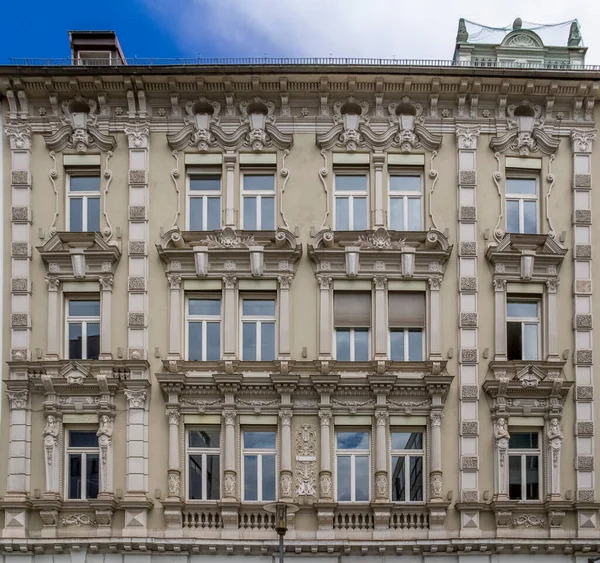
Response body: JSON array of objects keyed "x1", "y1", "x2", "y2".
[{"x1": 0, "y1": 18, "x2": 599, "y2": 562}]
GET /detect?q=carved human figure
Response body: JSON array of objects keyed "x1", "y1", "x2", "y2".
[
  {"x1": 547, "y1": 418, "x2": 563, "y2": 442},
  {"x1": 43, "y1": 415, "x2": 59, "y2": 445},
  {"x1": 494, "y1": 417, "x2": 510, "y2": 446}
]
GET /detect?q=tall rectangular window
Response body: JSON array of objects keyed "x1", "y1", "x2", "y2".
[
  {"x1": 334, "y1": 173, "x2": 368, "y2": 230},
  {"x1": 389, "y1": 292, "x2": 425, "y2": 361},
  {"x1": 508, "y1": 431, "x2": 540, "y2": 500},
  {"x1": 188, "y1": 174, "x2": 221, "y2": 231},
  {"x1": 242, "y1": 173, "x2": 275, "y2": 230},
  {"x1": 66, "y1": 430, "x2": 99, "y2": 500},
  {"x1": 391, "y1": 431, "x2": 424, "y2": 502},
  {"x1": 334, "y1": 292, "x2": 370, "y2": 361},
  {"x1": 507, "y1": 299, "x2": 540, "y2": 361},
  {"x1": 336, "y1": 431, "x2": 370, "y2": 502},
  {"x1": 506, "y1": 177, "x2": 537, "y2": 234},
  {"x1": 243, "y1": 430, "x2": 276, "y2": 501},
  {"x1": 186, "y1": 297, "x2": 221, "y2": 361},
  {"x1": 67, "y1": 298, "x2": 100, "y2": 360},
  {"x1": 241, "y1": 298, "x2": 276, "y2": 361},
  {"x1": 389, "y1": 173, "x2": 422, "y2": 231},
  {"x1": 68, "y1": 174, "x2": 101, "y2": 232},
  {"x1": 187, "y1": 428, "x2": 220, "y2": 500}
]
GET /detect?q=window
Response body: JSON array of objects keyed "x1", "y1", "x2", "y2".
[
  {"x1": 391, "y1": 431, "x2": 424, "y2": 502},
  {"x1": 334, "y1": 292, "x2": 370, "y2": 361},
  {"x1": 187, "y1": 428, "x2": 220, "y2": 500},
  {"x1": 67, "y1": 298, "x2": 100, "y2": 360},
  {"x1": 188, "y1": 174, "x2": 221, "y2": 231},
  {"x1": 336, "y1": 431, "x2": 370, "y2": 502},
  {"x1": 506, "y1": 177, "x2": 537, "y2": 234},
  {"x1": 242, "y1": 173, "x2": 275, "y2": 230},
  {"x1": 389, "y1": 173, "x2": 422, "y2": 231},
  {"x1": 507, "y1": 300, "x2": 539, "y2": 361},
  {"x1": 389, "y1": 292, "x2": 425, "y2": 361},
  {"x1": 187, "y1": 297, "x2": 221, "y2": 361},
  {"x1": 508, "y1": 431, "x2": 541, "y2": 500},
  {"x1": 68, "y1": 174, "x2": 101, "y2": 232},
  {"x1": 66, "y1": 430, "x2": 99, "y2": 500},
  {"x1": 241, "y1": 299, "x2": 275, "y2": 361},
  {"x1": 334, "y1": 173, "x2": 368, "y2": 230},
  {"x1": 76, "y1": 51, "x2": 113, "y2": 66},
  {"x1": 243, "y1": 430, "x2": 276, "y2": 501}
]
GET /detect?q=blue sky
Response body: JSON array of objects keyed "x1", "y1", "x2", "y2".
[{"x1": 1, "y1": 0, "x2": 598, "y2": 64}]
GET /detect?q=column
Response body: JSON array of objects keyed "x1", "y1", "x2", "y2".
[
  {"x1": 224, "y1": 152, "x2": 237, "y2": 226},
  {"x1": 166, "y1": 408, "x2": 181, "y2": 500},
  {"x1": 124, "y1": 390, "x2": 148, "y2": 494},
  {"x1": 97, "y1": 414, "x2": 114, "y2": 494},
  {"x1": 373, "y1": 152, "x2": 385, "y2": 227},
  {"x1": 167, "y1": 273, "x2": 182, "y2": 358},
  {"x1": 429, "y1": 411, "x2": 443, "y2": 500},
  {"x1": 222, "y1": 275, "x2": 238, "y2": 358},
  {"x1": 222, "y1": 410, "x2": 237, "y2": 501},
  {"x1": 318, "y1": 409, "x2": 333, "y2": 499},
  {"x1": 493, "y1": 278, "x2": 507, "y2": 361},
  {"x1": 373, "y1": 276, "x2": 387, "y2": 358},
  {"x1": 45, "y1": 277, "x2": 60, "y2": 359},
  {"x1": 42, "y1": 414, "x2": 60, "y2": 494},
  {"x1": 99, "y1": 274, "x2": 113, "y2": 359},
  {"x1": 277, "y1": 275, "x2": 293, "y2": 358},
  {"x1": 317, "y1": 275, "x2": 333, "y2": 358},
  {"x1": 493, "y1": 417, "x2": 510, "y2": 499},
  {"x1": 374, "y1": 410, "x2": 389, "y2": 500},
  {"x1": 546, "y1": 280, "x2": 560, "y2": 360},
  {"x1": 428, "y1": 276, "x2": 442, "y2": 359},
  {"x1": 279, "y1": 409, "x2": 293, "y2": 500}
]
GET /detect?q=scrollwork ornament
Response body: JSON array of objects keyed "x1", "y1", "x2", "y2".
[{"x1": 102, "y1": 151, "x2": 114, "y2": 240}]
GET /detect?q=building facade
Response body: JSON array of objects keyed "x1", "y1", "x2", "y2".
[{"x1": 0, "y1": 19, "x2": 599, "y2": 563}]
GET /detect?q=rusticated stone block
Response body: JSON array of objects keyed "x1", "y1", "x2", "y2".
[
  {"x1": 461, "y1": 490, "x2": 479, "y2": 503},
  {"x1": 128, "y1": 276, "x2": 146, "y2": 291},
  {"x1": 575, "y1": 209, "x2": 592, "y2": 224},
  {"x1": 461, "y1": 385, "x2": 479, "y2": 399},
  {"x1": 11, "y1": 313, "x2": 28, "y2": 327},
  {"x1": 575, "y1": 280, "x2": 592, "y2": 294},
  {"x1": 578, "y1": 489, "x2": 595, "y2": 502},
  {"x1": 128, "y1": 241, "x2": 146, "y2": 255},
  {"x1": 576, "y1": 385, "x2": 593, "y2": 400},
  {"x1": 577, "y1": 422, "x2": 594, "y2": 436},
  {"x1": 11, "y1": 278, "x2": 29, "y2": 292},
  {"x1": 12, "y1": 242, "x2": 29, "y2": 257},
  {"x1": 576, "y1": 349, "x2": 593, "y2": 364},
  {"x1": 11, "y1": 206, "x2": 29, "y2": 221},
  {"x1": 577, "y1": 456, "x2": 594, "y2": 470},
  {"x1": 575, "y1": 245, "x2": 592, "y2": 258},
  {"x1": 575, "y1": 314, "x2": 592, "y2": 329},
  {"x1": 128, "y1": 313, "x2": 146, "y2": 327},
  {"x1": 460, "y1": 206, "x2": 477, "y2": 220},
  {"x1": 459, "y1": 170, "x2": 477, "y2": 185},
  {"x1": 460, "y1": 277, "x2": 477, "y2": 291},
  {"x1": 129, "y1": 169, "x2": 147, "y2": 184},
  {"x1": 461, "y1": 456, "x2": 479, "y2": 469},
  {"x1": 460, "y1": 241, "x2": 477, "y2": 256},
  {"x1": 461, "y1": 313, "x2": 478, "y2": 327},
  {"x1": 462, "y1": 421, "x2": 479, "y2": 436},
  {"x1": 11, "y1": 170, "x2": 29, "y2": 185},
  {"x1": 129, "y1": 206, "x2": 146, "y2": 221},
  {"x1": 461, "y1": 348, "x2": 478, "y2": 363},
  {"x1": 575, "y1": 174, "x2": 592, "y2": 188}
]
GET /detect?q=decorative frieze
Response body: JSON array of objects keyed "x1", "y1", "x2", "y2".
[
  {"x1": 459, "y1": 206, "x2": 477, "y2": 220},
  {"x1": 460, "y1": 241, "x2": 477, "y2": 256},
  {"x1": 128, "y1": 205, "x2": 147, "y2": 221},
  {"x1": 460, "y1": 313, "x2": 478, "y2": 327}
]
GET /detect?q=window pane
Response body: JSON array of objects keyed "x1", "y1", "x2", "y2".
[
  {"x1": 390, "y1": 175, "x2": 421, "y2": 192},
  {"x1": 390, "y1": 330, "x2": 405, "y2": 361},
  {"x1": 506, "y1": 200, "x2": 519, "y2": 233},
  {"x1": 206, "y1": 454, "x2": 220, "y2": 500},
  {"x1": 244, "y1": 175, "x2": 274, "y2": 192},
  {"x1": 207, "y1": 197, "x2": 221, "y2": 230},
  {"x1": 523, "y1": 323, "x2": 539, "y2": 360},
  {"x1": 87, "y1": 197, "x2": 100, "y2": 232},
  {"x1": 70, "y1": 198, "x2": 83, "y2": 231},
  {"x1": 244, "y1": 455, "x2": 257, "y2": 501},
  {"x1": 389, "y1": 198, "x2": 404, "y2": 230},
  {"x1": 244, "y1": 431, "x2": 276, "y2": 449},
  {"x1": 188, "y1": 454, "x2": 203, "y2": 500},
  {"x1": 243, "y1": 197, "x2": 257, "y2": 229},
  {"x1": 407, "y1": 198, "x2": 422, "y2": 231},
  {"x1": 337, "y1": 432, "x2": 369, "y2": 450},
  {"x1": 506, "y1": 178, "x2": 536, "y2": 195},
  {"x1": 261, "y1": 197, "x2": 275, "y2": 230},
  {"x1": 206, "y1": 322, "x2": 221, "y2": 361},
  {"x1": 262, "y1": 455, "x2": 276, "y2": 501},
  {"x1": 189, "y1": 429, "x2": 220, "y2": 448},
  {"x1": 86, "y1": 454, "x2": 100, "y2": 499},
  {"x1": 336, "y1": 329, "x2": 351, "y2": 361},
  {"x1": 353, "y1": 197, "x2": 368, "y2": 231},
  {"x1": 409, "y1": 456, "x2": 423, "y2": 501},
  {"x1": 523, "y1": 200, "x2": 537, "y2": 234},
  {"x1": 70, "y1": 176, "x2": 101, "y2": 192},
  {"x1": 188, "y1": 322, "x2": 203, "y2": 361},
  {"x1": 392, "y1": 456, "x2": 405, "y2": 501},
  {"x1": 507, "y1": 302, "x2": 538, "y2": 318},
  {"x1": 190, "y1": 175, "x2": 221, "y2": 191},
  {"x1": 508, "y1": 455, "x2": 522, "y2": 500},
  {"x1": 86, "y1": 323, "x2": 100, "y2": 360},
  {"x1": 69, "y1": 323, "x2": 83, "y2": 359},
  {"x1": 68, "y1": 454, "x2": 82, "y2": 499},
  {"x1": 335, "y1": 197, "x2": 350, "y2": 230},
  {"x1": 509, "y1": 432, "x2": 538, "y2": 449},
  {"x1": 354, "y1": 328, "x2": 369, "y2": 361},
  {"x1": 69, "y1": 431, "x2": 98, "y2": 448},
  {"x1": 189, "y1": 198, "x2": 204, "y2": 230},
  {"x1": 242, "y1": 323, "x2": 257, "y2": 361},
  {"x1": 260, "y1": 322, "x2": 275, "y2": 361},
  {"x1": 337, "y1": 456, "x2": 352, "y2": 501},
  {"x1": 392, "y1": 432, "x2": 423, "y2": 450},
  {"x1": 69, "y1": 300, "x2": 100, "y2": 317},
  {"x1": 336, "y1": 175, "x2": 367, "y2": 192},
  {"x1": 355, "y1": 456, "x2": 370, "y2": 501},
  {"x1": 525, "y1": 455, "x2": 539, "y2": 500},
  {"x1": 507, "y1": 321, "x2": 522, "y2": 361},
  {"x1": 408, "y1": 330, "x2": 423, "y2": 361},
  {"x1": 189, "y1": 299, "x2": 221, "y2": 316},
  {"x1": 243, "y1": 300, "x2": 275, "y2": 317}
]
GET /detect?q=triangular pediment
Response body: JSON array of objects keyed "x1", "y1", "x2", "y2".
[
  {"x1": 59, "y1": 361, "x2": 92, "y2": 384},
  {"x1": 38, "y1": 231, "x2": 119, "y2": 254},
  {"x1": 514, "y1": 364, "x2": 546, "y2": 387}
]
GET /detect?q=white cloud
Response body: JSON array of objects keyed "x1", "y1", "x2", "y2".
[{"x1": 144, "y1": 0, "x2": 600, "y2": 64}]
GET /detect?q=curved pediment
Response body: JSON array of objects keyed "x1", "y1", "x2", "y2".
[{"x1": 501, "y1": 29, "x2": 544, "y2": 48}]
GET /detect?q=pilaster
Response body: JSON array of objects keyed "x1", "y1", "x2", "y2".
[
  {"x1": 99, "y1": 274, "x2": 113, "y2": 359},
  {"x1": 317, "y1": 274, "x2": 333, "y2": 358},
  {"x1": 222, "y1": 275, "x2": 238, "y2": 358},
  {"x1": 372, "y1": 275, "x2": 387, "y2": 358},
  {"x1": 277, "y1": 274, "x2": 293, "y2": 358}
]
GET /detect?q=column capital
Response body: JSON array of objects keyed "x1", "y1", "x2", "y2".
[
  {"x1": 546, "y1": 279, "x2": 560, "y2": 294},
  {"x1": 99, "y1": 274, "x2": 114, "y2": 291},
  {"x1": 373, "y1": 275, "x2": 387, "y2": 290},
  {"x1": 6, "y1": 389, "x2": 28, "y2": 410},
  {"x1": 124, "y1": 389, "x2": 148, "y2": 409},
  {"x1": 277, "y1": 274, "x2": 294, "y2": 290},
  {"x1": 375, "y1": 410, "x2": 389, "y2": 426},
  {"x1": 318, "y1": 409, "x2": 332, "y2": 426},
  {"x1": 222, "y1": 274, "x2": 238, "y2": 290},
  {"x1": 45, "y1": 276, "x2": 60, "y2": 291},
  {"x1": 222, "y1": 409, "x2": 237, "y2": 426},
  {"x1": 429, "y1": 410, "x2": 444, "y2": 427},
  {"x1": 493, "y1": 277, "x2": 507, "y2": 292},
  {"x1": 428, "y1": 276, "x2": 442, "y2": 291},
  {"x1": 165, "y1": 408, "x2": 180, "y2": 425},
  {"x1": 316, "y1": 274, "x2": 333, "y2": 290},
  {"x1": 167, "y1": 273, "x2": 182, "y2": 290},
  {"x1": 279, "y1": 408, "x2": 293, "y2": 426}
]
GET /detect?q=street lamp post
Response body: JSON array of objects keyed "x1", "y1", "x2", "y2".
[{"x1": 264, "y1": 502, "x2": 299, "y2": 563}]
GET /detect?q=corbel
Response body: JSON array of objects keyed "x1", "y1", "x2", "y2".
[
  {"x1": 345, "y1": 246, "x2": 360, "y2": 277},
  {"x1": 470, "y1": 94, "x2": 479, "y2": 119},
  {"x1": 348, "y1": 77, "x2": 356, "y2": 92},
  {"x1": 375, "y1": 76, "x2": 384, "y2": 92},
  {"x1": 126, "y1": 90, "x2": 136, "y2": 118},
  {"x1": 584, "y1": 98, "x2": 595, "y2": 121},
  {"x1": 497, "y1": 95, "x2": 507, "y2": 119},
  {"x1": 195, "y1": 78, "x2": 205, "y2": 92},
  {"x1": 17, "y1": 90, "x2": 29, "y2": 118},
  {"x1": 525, "y1": 80, "x2": 534, "y2": 95},
  {"x1": 68, "y1": 79, "x2": 78, "y2": 91},
  {"x1": 48, "y1": 93, "x2": 59, "y2": 117},
  {"x1": 225, "y1": 92, "x2": 235, "y2": 117},
  {"x1": 137, "y1": 91, "x2": 147, "y2": 118},
  {"x1": 573, "y1": 97, "x2": 583, "y2": 121},
  {"x1": 97, "y1": 93, "x2": 109, "y2": 117},
  {"x1": 545, "y1": 97, "x2": 555, "y2": 120},
  {"x1": 280, "y1": 92, "x2": 290, "y2": 117},
  {"x1": 319, "y1": 77, "x2": 329, "y2": 116},
  {"x1": 170, "y1": 93, "x2": 180, "y2": 118},
  {"x1": 5, "y1": 90, "x2": 18, "y2": 119},
  {"x1": 430, "y1": 78, "x2": 440, "y2": 118},
  {"x1": 375, "y1": 93, "x2": 384, "y2": 118},
  {"x1": 520, "y1": 250, "x2": 535, "y2": 280},
  {"x1": 251, "y1": 75, "x2": 260, "y2": 91},
  {"x1": 41, "y1": 374, "x2": 55, "y2": 394},
  {"x1": 193, "y1": 246, "x2": 208, "y2": 276},
  {"x1": 404, "y1": 77, "x2": 412, "y2": 92},
  {"x1": 279, "y1": 77, "x2": 288, "y2": 92},
  {"x1": 70, "y1": 249, "x2": 86, "y2": 279},
  {"x1": 43, "y1": 78, "x2": 54, "y2": 91}
]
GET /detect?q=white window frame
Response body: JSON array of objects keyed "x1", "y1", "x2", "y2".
[
  {"x1": 186, "y1": 171, "x2": 222, "y2": 231},
  {"x1": 241, "y1": 170, "x2": 276, "y2": 230},
  {"x1": 335, "y1": 430, "x2": 371, "y2": 503},
  {"x1": 66, "y1": 171, "x2": 101, "y2": 232},
  {"x1": 389, "y1": 328, "x2": 424, "y2": 362},
  {"x1": 240, "y1": 297, "x2": 276, "y2": 361},
  {"x1": 185, "y1": 296, "x2": 222, "y2": 361},
  {"x1": 334, "y1": 327, "x2": 370, "y2": 361},
  {"x1": 506, "y1": 298, "x2": 541, "y2": 361},
  {"x1": 241, "y1": 429, "x2": 277, "y2": 502},
  {"x1": 505, "y1": 174, "x2": 538, "y2": 234},
  {"x1": 64, "y1": 429, "x2": 100, "y2": 500},
  {"x1": 186, "y1": 427, "x2": 221, "y2": 502},
  {"x1": 65, "y1": 296, "x2": 101, "y2": 360},
  {"x1": 76, "y1": 51, "x2": 113, "y2": 65},
  {"x1": 508, "y1": 430, "x2": 542, "y2": 501},
  {"x1": 333, "y1": 171, "x2": 369, "y2": 231},
  {"x1": 388, "y1": 170, "x2": 423, "y2": 231},
  {"x1": 390, "y1": 429, "x2": 425, "y2": 503}
]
